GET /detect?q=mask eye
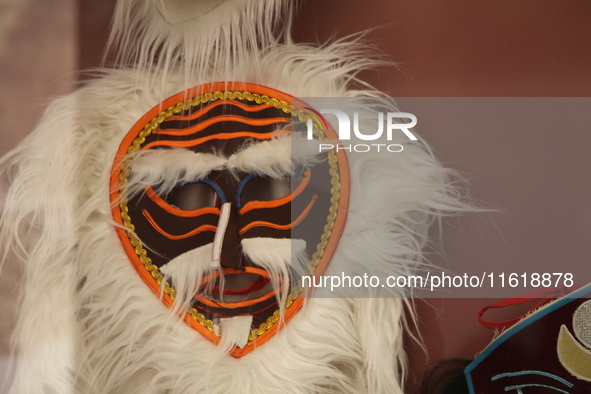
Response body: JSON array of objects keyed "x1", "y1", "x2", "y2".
[{"x1": 165, "y1": 180, "x2": 224, "y2": 210}]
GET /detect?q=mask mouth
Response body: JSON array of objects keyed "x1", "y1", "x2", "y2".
[
  {"x1": 155, "y1": 0, "x2": 228, "y2": 25},
  {"x1": 195, "y1": 267, "x2": 283, "y2": 308},
  {"x1": 210, "y1": 270, "x2": 271, "y2": 301}
]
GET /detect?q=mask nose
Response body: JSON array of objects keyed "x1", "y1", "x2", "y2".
[{"x1": 211, "y1": 202, "x2": 243, "y2": 269}]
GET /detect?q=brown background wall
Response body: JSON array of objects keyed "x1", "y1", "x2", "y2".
[
  {"x1": 0, "y1": 0, "x2": 77, "y2": 388},
  {"x1": 1, "y1": 1, "x2": 590, "y2": 392},
  {"x1": 290, "y1": 2, "x2": 591, "y2": 392}
]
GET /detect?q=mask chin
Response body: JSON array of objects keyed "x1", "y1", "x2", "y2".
[{"x1": 155, "y1": 0, "x2": 227, "y2": 25}]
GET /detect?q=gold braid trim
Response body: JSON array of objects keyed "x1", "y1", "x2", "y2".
[{"x1": 118, "y1": 91, "x2": 340, "y2": 342}]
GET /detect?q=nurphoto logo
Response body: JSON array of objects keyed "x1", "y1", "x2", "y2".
[{"x1": 307, "y1": 110, "x2": 418, "y2": 153}]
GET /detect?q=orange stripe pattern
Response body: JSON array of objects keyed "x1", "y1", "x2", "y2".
[
  {"x1": 146, "y1": 188, "x2": 221, "y2": 218},
  {"x1": 168, "y1": 99, "x2": 272, "y2": 122},
  {"x1": 155, "y1": 115, "x2": 290, "y2": 136},
  {"x1": 142, "y1": 210, "x2": 217, "y2": 240},
  {"x1": 239, "y1": 194, "x2": 318, "y2": 235},
  {"x1": 239, "y1": 169, "x2": 312, "y2": 214}
]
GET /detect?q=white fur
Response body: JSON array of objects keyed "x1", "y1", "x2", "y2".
[
  {"x1": 127, "y1": 149, "x2": 226, "y2": 198},
  {"x1": 219, "y1": 315, "x2": 253, "y2": 350},
  {"x1": 160, "y1": 243, "x2": 215, "y2": 311},
  {"x1": 242, "y1": 238, "x2": 308, "y2": 315},
  {"x1": 106, "y1": 0, "x2": 293, "y2": 89},
  {"x1": 160, "y1": 243, "x2": 213, "y2": 275},
  {"x1": 227, "y1": 132, "x2": 324, "y2": 178},
  {"x1": 0, "y1": 1, "x2": 469, "y2": 393},
  {"x1": 127, "y1": 133, "x2": 322, "y2": 200}
]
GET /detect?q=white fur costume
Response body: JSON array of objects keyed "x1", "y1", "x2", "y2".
[{"x1": 0, "y1": 1, "x2": 464, "y2": 393}]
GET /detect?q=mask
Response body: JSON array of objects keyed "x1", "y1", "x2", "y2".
[
  {"x1": 465, "y1": 284, "x2": 591, "y2": 393},
  {"x1": 110, "y1": 82, "x2": 349, "y2": 357}
]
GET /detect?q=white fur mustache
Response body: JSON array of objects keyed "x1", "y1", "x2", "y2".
[{"x1": 159, "y1": 237, "x2": 308, "y2": 312}]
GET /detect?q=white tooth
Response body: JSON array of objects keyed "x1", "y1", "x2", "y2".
[{"x1": 220, "y1": 315, "x2": 253, "y2": 349}]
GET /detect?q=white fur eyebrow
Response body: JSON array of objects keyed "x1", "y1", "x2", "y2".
[
  {"x1": 227, "y1": 133, "x2": 323, "y2": 178},
  {"x1": 125, "y1": 133, "x2": 324, "y2": 198},
  {"x1": 126, "y1": 149, "x2": 226, "y2": 196}
]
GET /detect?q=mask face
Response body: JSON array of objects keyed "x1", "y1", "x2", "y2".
[{"x1": 110, "y1": 83, "x2": 349, "y2": 357}]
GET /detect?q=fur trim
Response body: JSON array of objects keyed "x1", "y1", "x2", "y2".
[{"x1": 106, "y1": 0, "x2": 294, "y2": 86}]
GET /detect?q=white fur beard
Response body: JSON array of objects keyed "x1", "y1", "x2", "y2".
[{"x1": 1, "y1": 36, "x2": 468, "y2": 392}]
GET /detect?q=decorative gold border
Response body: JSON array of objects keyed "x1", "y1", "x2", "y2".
[{"x1": 117, "y1": 90, "x2": 340, "y2": 342}]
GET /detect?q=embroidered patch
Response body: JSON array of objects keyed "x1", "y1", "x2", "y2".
[
  {"x1": 558, "y1": 325, "x2": 591, "y2": 382},
  {"x1": 573, "y1": 300, "x2": 591, "y2": 348},
  {"x1": 465, "y1": 284, "x2": 591, "y2": 393}
]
